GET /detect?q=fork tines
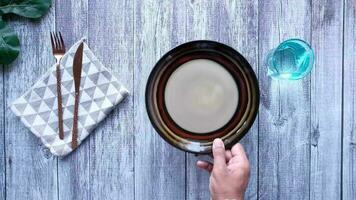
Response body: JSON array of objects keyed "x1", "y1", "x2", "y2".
[{"x1": 50, "y1": 32, "x2": 65, "y2": 53}]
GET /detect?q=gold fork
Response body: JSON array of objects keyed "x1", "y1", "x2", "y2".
[{"x1": 50, "y1": 32, "x2": 66, "y2": 140}]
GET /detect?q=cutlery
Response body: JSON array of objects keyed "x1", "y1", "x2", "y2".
[
  {"x1": 71, "y1": 42, "x2": 84, "y2": 149},
  {"x1": 50, "y1": 32, "x2": 66, "y2": 140}
]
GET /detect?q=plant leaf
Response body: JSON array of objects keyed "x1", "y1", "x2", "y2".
[
  {"x1": 0, "y1": 17, "x2": 20, "y2": 65},
  {"x1": 0, "y1": 0, "x2": 52, "y2": 18}
]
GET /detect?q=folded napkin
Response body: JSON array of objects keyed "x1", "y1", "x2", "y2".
[{"x1": 10, "y1": 39, "x2": 129, "y2": 156}]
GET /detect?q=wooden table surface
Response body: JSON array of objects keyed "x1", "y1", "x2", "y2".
[{"x1": 1, "y1": 0, "x2": 355, "y2": 199}]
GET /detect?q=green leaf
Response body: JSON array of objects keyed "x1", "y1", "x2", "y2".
[
  {"x1": 0, "y1": 0, "x2": 52, "y2": 18},
  {"x1": 0, "y1": 17, "x2": 20, "y2": 65}
]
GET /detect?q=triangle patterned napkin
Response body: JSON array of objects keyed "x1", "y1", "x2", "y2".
[{"x1": 10, "y1": 39, "x2": 129, "y2": 157}]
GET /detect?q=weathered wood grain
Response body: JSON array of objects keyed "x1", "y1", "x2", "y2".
[
  {"x1": 0, "y1": 64, "x2": 5, "y2": 200},
  {"x1": 3, "y1": 11, "x2": 58, "y2": 200},
  {"x1": 87, "y1": 0, "x2": 134, "y2": 199},
  {"x1": 258, "y1": 0, "x2": 311, "y2": 199},
  {"x1": 55, "y1": 1, "x2": 90, "y2": 200},
  {"x1": 310, "y1": 0, "x2": 344, "y2": 199},
  {"x1": 342, "y1": 1, "x2": 356, "y2": 199},
  {"x1": 134, "y1": 0, "x2": 186, "y2": 199},
  {"x1": 183, "y1": 1, "x2": 259, "y2": 199}
]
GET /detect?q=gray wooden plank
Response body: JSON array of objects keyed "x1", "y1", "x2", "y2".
[
  {"x1": 184, "y1": 1, "x2": 259, "y2": 199},
  {"x1": 3, "y1": 10, "x2": 58, "y2": 200},
  {"x1": 55, "y1": 1, "x2": 90, "y2": 200},
  {"x1": 134, "y1": 0, "x2": 186, "y2": 199},
  {"x1": 87, "y1": 0, "x2": 134, "y2": 199},
  {"x1": 310, "y1": 0, "x2": 344, "y2": 199},
  {"x1": 1, "y1": 64, "x2": 5, "y2": 200},
  {"x1": 258, "y1": 0, "x2": 311, "y2": 199},
  {"x1": 55, "y1": 0, "x2": 88, "y2": 46},
  {"x1": 342, "y1": 0, "x2": 356, "y2": 199}
]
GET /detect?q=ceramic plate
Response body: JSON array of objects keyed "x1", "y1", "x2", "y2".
[{"x1": 146, "y1": 40, "x2": 259, "y2": 154}]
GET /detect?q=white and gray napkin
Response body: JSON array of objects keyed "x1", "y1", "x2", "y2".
[{"x1": 10, "y1": 39, "x2": 129, "y2": 156}]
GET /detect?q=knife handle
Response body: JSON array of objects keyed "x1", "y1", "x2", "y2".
[
  {"x1": 71, "y1": 91, "x2": 80, "y2": 149},
  {"x1": 56, "y1": 62, "x2": 64, "y2": 140}
]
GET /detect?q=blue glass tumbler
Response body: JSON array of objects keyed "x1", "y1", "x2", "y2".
[{"x1": 267, "y1": 39, "x2": 315, "y2": 80}]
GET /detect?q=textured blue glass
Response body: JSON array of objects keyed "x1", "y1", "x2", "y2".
[{"x1": 267, "y1": 39, "x2": 314, "y2": 80}]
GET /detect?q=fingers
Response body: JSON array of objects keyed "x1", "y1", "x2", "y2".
[
  {"x1": 231, "y1": 143, "x2": 248, "y2": 160},
  {"x1": 196, "y1": 160, "x2": 213, "y2": 173},
  {"x1": 225, "y1": 150, "x2": 232, "y2": 161},
  {"x1": 212, "y1": 138, "x2": 227, "y2": 171},
  {"x1": 230, "y1": 143, "x2": 249, "y2": 167},
  {"x1": 209, "y1": 150, "x2": 232, "y2": 162}
]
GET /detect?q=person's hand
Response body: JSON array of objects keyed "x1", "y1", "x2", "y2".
[{"x1": 196, "y1": 138, "x2": 250, "y2": 200}]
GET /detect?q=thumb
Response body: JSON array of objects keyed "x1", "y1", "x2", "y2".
[{"x1": 212, "y1": 138, "x2": 227, "y2": 170}]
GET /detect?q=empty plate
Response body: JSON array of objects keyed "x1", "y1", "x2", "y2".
[{"x1": 146, "y1": 40, "x2": 259, "y2": 154}]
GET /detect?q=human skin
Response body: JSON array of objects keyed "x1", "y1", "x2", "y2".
[{"x1": 196, "y1": 138, "x2": 250, "y2": 200}]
